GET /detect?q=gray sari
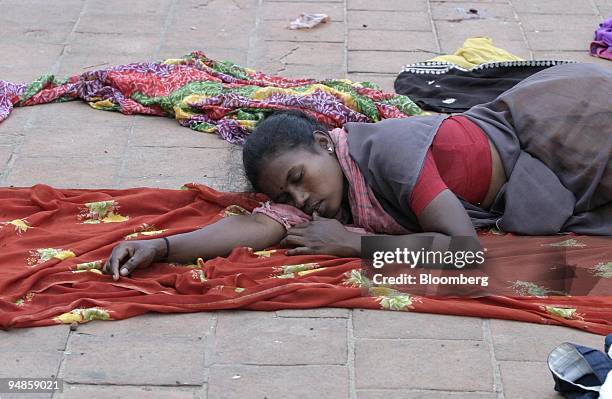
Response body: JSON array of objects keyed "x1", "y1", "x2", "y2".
[{"x1": 346, "y1": 63, "x2": 612, "y2": 235}]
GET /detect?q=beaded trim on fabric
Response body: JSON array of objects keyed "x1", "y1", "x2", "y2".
[{"x1": 399, "y1": 60, "x2": 577, "y2": 75}]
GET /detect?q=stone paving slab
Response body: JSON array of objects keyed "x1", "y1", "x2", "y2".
[
  {"x1": 263, "y1": 20, "x2": 346, "y2": 42},
  {"x1": 349, "y1": 51, "x2": 436, "y2": 74},
  {"x1": 0, "y1": 325, "x2": 68, "y2": 398},
  {"x1": 355, "y1": 338, "x2": 494, "y2": 390},
  {"x1": 490, "y1": 319, "x2": 604, "y2": 362},
  {"x1": 525, "y1": 29, "x2": 597, "y2": 51},
  {"x1": 207, "y1": 365, "x2": 349, "y2": 399},
  {"x1": 511, "y1": 0, "x2": 598, "y2": 14},
  {"x1": 0, "y1": 145, "x2": 13, "y2": 167},
  {"x1": 61, "y1": 333, "x2": 206, "y2": 385},
  {"x1": 5, "y1": 155, "x2": 121, "y2": 188},
  {"x1": 212, "y1": 311, "x2": 347, "y2": 365},
  {"x1": 353, "y1": 310, "x2": 483, "y2": 340},
  {"x1": 348, "y1": 30, "x2": 438, "y2": 52},
  {"x1": 499, "y1": 361, "x2": 564, "y2": 399},
  {"x1": 347, "y1": 11, "x2": 433, "y2": 31},
  {"x1": 357, "y1": 391, "x2": 498, "y2": 399},
  {"x1": 0, "y1": 44, "x2": 65, "y2": 82},
  {"x1": 56, "y1": 384, "x2": 207, "y2": 399},
  {"x1": 263, "y1": 1, "x2": 346, "y2": 21},
  {"x1": 275, "y1": 308, "x2": 350, "y2": 318},
  {"x1": 129, "y1": 116, "x2": 230, "y2": 149},
  {"x1": 430, "y1": 2, "x2": 516, "y2": 21},
  {"x1": 348, "y1": 0, "x2": 428, "y2": 12},
  {"x1": 519, "y1": 13, "x2": 603, "y2": 31}
]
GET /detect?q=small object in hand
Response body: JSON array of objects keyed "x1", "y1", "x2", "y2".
[
  {"x1": 70, "y1": 322, "x2": 78, "y2": 331},
  {"x1": 288, "y1": 13, "x2": 330, "y2": 30}
]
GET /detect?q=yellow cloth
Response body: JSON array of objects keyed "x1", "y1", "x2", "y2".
[{"x1": 430, "y1": 37, "x2": 523, "y2": 69}]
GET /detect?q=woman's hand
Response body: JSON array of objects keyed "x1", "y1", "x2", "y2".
[
  {"x1": 281, "y1": 212, "x2": 361, "y2": 257},
  {"x1": 102, "y1": 239, "x2": 166, "y2": 281}
]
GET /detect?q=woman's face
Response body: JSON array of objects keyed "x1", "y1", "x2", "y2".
[{"x1": 257, "y1": 132, "x2": 346, "y2": 218}]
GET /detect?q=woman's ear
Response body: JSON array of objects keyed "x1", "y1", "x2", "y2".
[{"x1": 313, "y1": 130, "x2": 334, "y2": 153}]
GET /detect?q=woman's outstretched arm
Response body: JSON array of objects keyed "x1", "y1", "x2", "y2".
[{"x1": 103, "y1": 213, "x2": 285, "y2": 280}]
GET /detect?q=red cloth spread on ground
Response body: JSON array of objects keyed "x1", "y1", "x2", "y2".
[
  {"x1": 0, "y1": 184, "x2": 610, "y2": 334},
  {"x1": 410, "y1": 115, "x2": 492, "y2": 215}
]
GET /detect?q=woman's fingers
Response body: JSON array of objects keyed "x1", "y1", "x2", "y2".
[
  {"x1": 280, "y1": 234, "x2": 307, "y2": 248},
  {"x1": 119, "y1": 250, "x2": 149, "y2": 276},
  {"x1": 108, "y1": 246, "x2": 130, "y2": 281},
  {"x1": 287, "y1": 224, "x2": 308, "y2": 232},
  {"x1": 103, "y1": 241, "x2": 157, "y2": 281},
  {"x1": 287, "y1": 247, "x2": 315, "y2": 256}
]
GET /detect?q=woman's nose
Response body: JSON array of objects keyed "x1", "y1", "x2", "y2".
[{"x1": 289, "y1": 188, "x2": 308, "y2": 209}]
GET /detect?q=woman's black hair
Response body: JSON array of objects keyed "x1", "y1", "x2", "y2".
[{"x1": 243, "y1": 110, "x2": 328, "y2": 192}]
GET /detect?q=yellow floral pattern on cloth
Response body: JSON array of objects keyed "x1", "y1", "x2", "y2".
[
  {"x1": 125, "y1": 223, "x2": 167, "y2": 240},
  {"x1": 253, "y1": 249, "x2": 278, "y2": 258},
  {"x1": 509, "y1": 280, "x2": 565, "y2": 297},
  {"x1": 543, "y1": 238, "x2": 587, "y2": 248},
  {"x1": 14, "y1": 292, "x2": 35, "y2": 307},
  {"x1": 78, "y1": 200, "x2": 129, "y2": 224},
  {"x1": 542, "y1": 305, "x2": 585, "y2": 320},
  {"x1": 53, "y1": 307, "x2": 111, "y2": 324},
  {"x1": 273, "y1": 262, "x2": 326, "y2": 279},
  {"x1": 219, "y1": 204, "x2": 251, "y2": 218},
  {"x1": 370, "y1": 286, "x2": 417, "y2": 311},
  {"x1": 591, "y1": 261, "x2": 612, "y2": 278},
  {"x1": 170, "y1": 258, "x2": 206, "y2": 269},
  {"x1": 191, "y1": 269, "x2": 207, "y2": 282},
  {"x1": 342, "y1": 269, "x2": 419, "y2": 311},
  {"x1": 0, "y1": 218, "x2": 31, "y2": 235},
  {"x1": 72, "y1": 260, "x2": 104, "y2": 275},
  {"x1": 26, "y1": 248, "x2": 76, "y2": 266},
  {"x1": 343, "y1": 269, "x2": 372, "y2": 288}
]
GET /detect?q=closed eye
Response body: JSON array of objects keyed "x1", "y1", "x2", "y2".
[{"x1": 292, "y1": 170, "x2": 303, "y2": 183}]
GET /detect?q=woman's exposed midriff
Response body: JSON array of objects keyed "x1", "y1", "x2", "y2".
[{"x1": 480, "y1": 135, "x2": 506, "y2": 210}]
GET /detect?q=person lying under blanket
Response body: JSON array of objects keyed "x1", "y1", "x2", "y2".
[{"x1": 103, "y1": 63, "x2": 612, "y2": 280}]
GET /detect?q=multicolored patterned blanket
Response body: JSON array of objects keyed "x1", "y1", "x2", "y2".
[
  {"x1": 0, "y1": 184, "x2": 610, "y2": 333},
  {"x1": 0, "y1": 51, "x2": 422, "y2": 144}
]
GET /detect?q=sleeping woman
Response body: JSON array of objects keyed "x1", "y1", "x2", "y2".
[{"x1": 103, "y1": 62, "x2": 612, "y2": 280}]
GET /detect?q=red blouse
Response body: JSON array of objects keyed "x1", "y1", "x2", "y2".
[{"x1": 410, "y1": 115, "x2": 492, "y2": 216}]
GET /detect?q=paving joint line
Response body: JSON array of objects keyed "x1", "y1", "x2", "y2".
[
  {"x1": 343, "y1": 0, "x2": 349, "y2": 79},
  {"x1": 210, "y1": 363, "x2": 351, "y2": 368},
  {"x1": 204, "y1": 312, "x2": 219, "y2": 381},
  {"x1": 482, "y1": 319, "x2": 505, "y2": 399},
  {"x1": 51, "y1": 0, "x2": 88, "y2": 74},
  {"x1": 356, "y1": 387, "x2": 499, "y2": 394},
  {"x1": 355, "y1": 336, "x2": 484, "y2": 341},
  {"x1": 52, "y1": 328, "x2": 76, "y2": 399},
  {"x1": 246, "y1": 0, "x2": 265, "y2": 68},
  {"x1": 508, "y1": 0, "x2": 534, "y2": 60},
  {"x1": 152, "y1": 0, "x2": 178, "y2": 59},
  {"x1": 264, "y1": 39, "x2": 344, "y2": 44},
  {"x1": 347, "y1": 310, "x2": 357, "y2": 399},
  {"x1": 60, "y1": 382, "x2": 204, "y2": 388},
  {"x1": 589, "y1": 0, "x2": 603, "y2": 17}
]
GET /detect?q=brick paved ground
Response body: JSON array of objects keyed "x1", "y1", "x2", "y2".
[{"x1": 0, "y1": 0, "x2": 610, "y2": 398}]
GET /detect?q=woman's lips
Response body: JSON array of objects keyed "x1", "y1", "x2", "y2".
[{"x1": 315, "y1": 200, "x2": 324, "y2": 216}]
